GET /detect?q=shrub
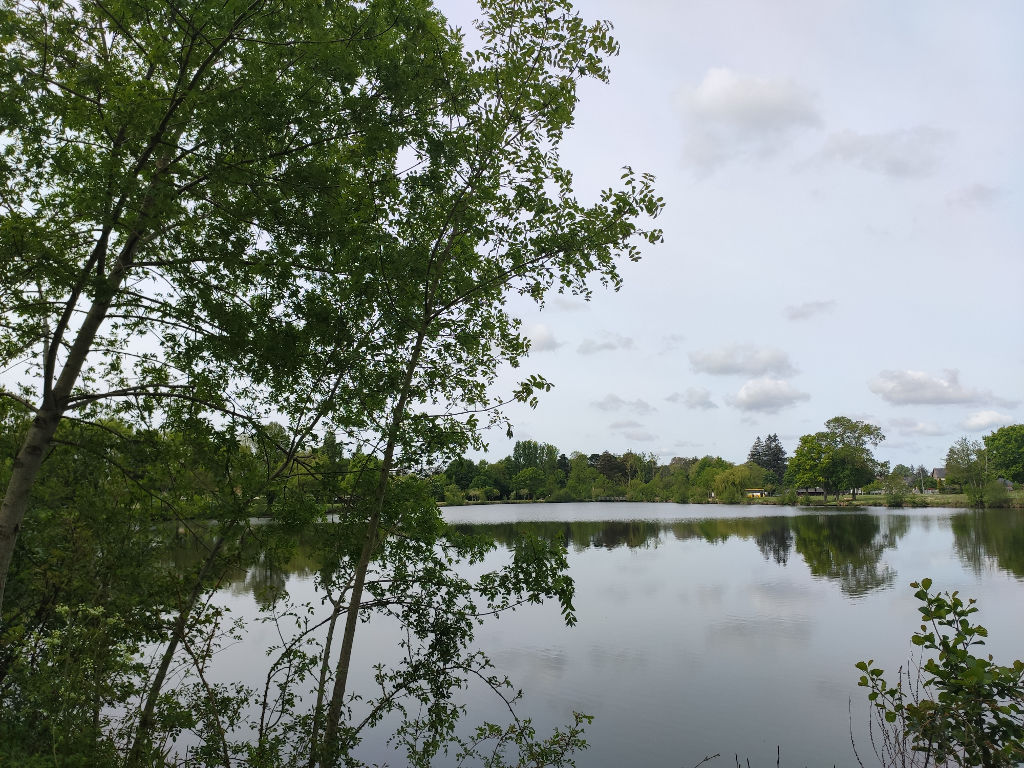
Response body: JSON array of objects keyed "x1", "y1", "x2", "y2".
[{"x1": 856, "y1": 579, "x2": 1024, "y2": 767}]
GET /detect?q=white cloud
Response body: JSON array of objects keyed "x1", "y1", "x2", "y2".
[
  {"x1": 621, "y1": 429, "x2": 657, "y2": 442},
  {"x1": 947, "y1": 183, "x2": 1002, "y2": 210},
  {"x1": 815, "y1": 127, "x2": 948, "y2": 179},
  {"x1": 551, "y1": 296, "x2": 589, "y2": 312},
  {"x1": 869, "y1": 369, "x2": 1008, "y2": 406},
  {"x1": 667, "y1": 388, "x2": 718, "y2": 410},
  {"x1": 609, "y1": 419, "x2": 644, "y2": 430},
  {"x1": 730, "y1": 378, "x2": 810, "y2": 414},
  {"x1": 784, "y1": 300, "x2": 835, "y2": 321},
  {"x1": 578, "y1": 333, "x2": 635, "y2": 355},
  {"x1": 526, "y1": 323, "x2": 562, "y2": 352},
  {"x1": 592, "y1": 394, "x2": 655, "y2": 415},
  {"x1": 961, "y1": 410, "x2": 1013, "y2": 431},
  {"x1": 689, "y1": 344, "x2": 796, "y2": 377},
  {"x1": 889, "y1": 417, "x2": 946, "y2": 437},
  {"x1": 681, "y1": 68, "x2": 821, "y2": 174},
  {"x1": 660, "y1": 333, "x2": 686, "y2": 352}
]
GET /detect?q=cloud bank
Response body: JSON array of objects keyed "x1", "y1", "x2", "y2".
[
  {"x1": 815, "y1": 127, "x2": 947, "y2": 179},
  {"x1": 730, "y1": 378, "x2": 810, "y2": 413},
  {"x1": 578, "y1": 333, "x2": 635, "y2": 355},
  {"x1": 690, "y1": 344, "x2": 796, "y2": 377},
  {"x1": 961, "y1": 410, "x2": 1012, "y2": 431},
  {"x1": 785, "y1": 300, "x2": 835, "y2": 321},
  {"x1": 592, "y1": 394, "x2": 655, "y2": 415},
  {"x1": 870, "y1": 369, "x2": 1009, "y2": 406},
  {"x1": 526, "y1": 324, "x2": 562, "y2": 352},
  {"x1": 666, "y1": 388, "x2": 718, "y2": 410},
  {"x1": 682, "y1": 68, "x2": 820, "y2": 174}
]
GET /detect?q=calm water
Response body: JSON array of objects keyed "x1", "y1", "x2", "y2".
[{"x1": 210, "y1": 503, "x2": 1024, "y2": 767}]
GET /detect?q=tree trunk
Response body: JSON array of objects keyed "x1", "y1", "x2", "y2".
[
  {"x1": 127, "y1": 534, "x2": 228, "y2": 767},
  {"x1": 0, "y1": 253, "x2": 132, "y2": 615},
  {"x1": 318, "y1": 319, "x2": 430, "y2": 767}
]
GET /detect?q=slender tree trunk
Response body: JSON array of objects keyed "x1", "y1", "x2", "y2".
[
  {"x1": 318, "y1": 322, "x2": 429, "y2": 767},
  {"x1": 127, "y1": 534, "x2": 228, "y2": 768},
  {"x1": 0, "y1": 260, "x2": 131, "y2": 615},
  {"x1": 307, "y1": 598, "x2": 344, "y2": 768}
]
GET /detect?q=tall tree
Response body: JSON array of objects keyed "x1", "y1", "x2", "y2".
[
  {"x1": 946, "y1": 437, "x2": 989, "y2": 506},
  {"x1": 747, "y1": 436, "x2": 765, "y2": 466},
  {"x1": 785, "y1": 418, "x2": 884, "y2": 501},
  {"x1": 761, "y1": 434, "x2": 789, "y2": 484},
  {"x1": 749, "y1": 433, "x2": 787, "y2": 485},
  {"x1": 0, "y1": 0, "x2": 478, "y2": 610},
  {"x1": 984, "y1": 424, "x2": 1024, "y2": 485}
]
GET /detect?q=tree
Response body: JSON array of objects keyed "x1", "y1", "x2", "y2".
[
  {"x1": 946, "y1": 437, "x2": 989, "y2": 506},
  {"x1": 785, "y1": 434, "x2": 828, "y2": 495},
  {"x1": 0, "y1": 0, "x2": 661, "y2": 614},
  {"x1": 749, "y1": 433, "x2": 788, "y2": 487},
  {"x1": 747, "y1": 437, "x2": 765, "y2": 466},
  {"x1": 786, "y1": 418, "x2": 884, "y2": 501},
  {"x1": 0, "y1": 0, "x2": 481, "y2": 610},
  {"x1": 2, "y1": 0, "x2": 664, "y2": 764},
  {"x1": 513, "y1": 467, "x2": 546, "y2": 499},
  {"x1": 713, "y1": 462, "x2": 766, "y2": 504},
  {"x1": 984, "y1": 424, "x2": 1024, "y2": 485}
]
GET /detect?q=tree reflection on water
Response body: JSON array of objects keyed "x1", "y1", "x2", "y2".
[{"x1": 196, "y1": 508, "x2": 1024, "y2": 600}]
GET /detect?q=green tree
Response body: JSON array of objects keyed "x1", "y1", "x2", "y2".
[
  {"x1": 713, "y1": 462, "x2": 766, "y2": 504},
  {"x1": 785, "y1": 418, "x2": 884, "y2": 501},
  {"x1": 513, "y1": 467, "x2": 547, "y2": 499},
  {"x1": 785, "y1": 433, "x2": 828, "y2": 495},
  {"x1": 2, "y1": 1, "x2": 663, "y2": 766},
  {"x1": 0, "y1": 0, "x2": 482, "y2": 610},
  {"x1": 946, "y1": 437, "x2": 989, "y2": 506},
  {"x1": 747, "y1": 436, "x2": 765, "y2": 466},
  {"x1": 823, "y1": 416, "x2": 885, "y2": 500},
  {"x1": 984, "y1": 424, "x2": 1024, "y2": 485},
  {"x1": 749, "y1": 433, "x2": 788, "y2": 488}
]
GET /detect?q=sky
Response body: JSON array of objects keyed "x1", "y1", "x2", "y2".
[{"x1": 441, "y1": 0, "x2": 1024, "y2": 469}]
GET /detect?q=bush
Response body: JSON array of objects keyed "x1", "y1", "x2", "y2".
[{"x1": 856, "y1": 579, "x2": 1024, "y2": 767}]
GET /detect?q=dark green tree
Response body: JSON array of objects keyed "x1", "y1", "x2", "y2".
[
  {"x1": 761, "y1": 434, "x2": 789, "y2": 484},
  {"x1": 0, "y1": 0, "x2": 491, "y2": 610},
  {"x1": 984, "y1": 424, "x2": 1024, "y2": 485},
  {"x1": 747, "y1": 436, "x2": 765, "y2": 466}
]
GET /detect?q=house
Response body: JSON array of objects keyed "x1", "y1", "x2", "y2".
[
  {"x1": 931, "y1": 467, "x2": 947, "y2": 481},
  {"x1": 796, "y1": 487, "x2": 826, "y2": 497}
]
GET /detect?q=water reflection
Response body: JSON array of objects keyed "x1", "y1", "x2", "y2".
[
  {"x1": 952, "y1": 508, "x2": 1024, "y2": 577},
  {"x1": 188, "y1": 507, "x2": 1024, "y2": 601},
  {"x1": 461, "y1": 513, "x2": 909, "y2": 596}
]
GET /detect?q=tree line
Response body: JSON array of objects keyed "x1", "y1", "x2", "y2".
[{"x1": 441, "y1": 421, "x2": 1024, "y2": 508}]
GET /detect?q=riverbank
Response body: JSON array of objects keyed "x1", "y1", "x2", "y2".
[{"x1": 442, "y1": 490, "x2": 1024, "y2": 509}]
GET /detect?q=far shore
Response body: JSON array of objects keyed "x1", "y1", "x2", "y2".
[{"x1": 441, "y1": 490, "x2": 1024, "y2": 509}]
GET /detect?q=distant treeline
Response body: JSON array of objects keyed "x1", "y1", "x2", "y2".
[
  {"x1": 438, "y1": 435, "x2": 788, "y2": 505},
  {"x1": 439, "y1": 420, "x2": 1024, "y2": 507}
]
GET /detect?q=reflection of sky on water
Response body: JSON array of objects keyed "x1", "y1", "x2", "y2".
[{"x1": 198, "y1": 504, "x2": 1024, "y2": 768}]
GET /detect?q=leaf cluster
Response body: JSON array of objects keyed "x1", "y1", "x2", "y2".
[{"x1": 857, "y1": 578, "x2": 1024, "y2": 767}]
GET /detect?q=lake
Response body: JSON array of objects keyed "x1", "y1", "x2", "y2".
[{"x1": 211, "y1": 503, "x2": 1024, "y2": 767}]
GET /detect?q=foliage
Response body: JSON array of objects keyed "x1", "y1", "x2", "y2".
[
  {"x1": 784, "y1": 417, "x2": 884, "y2": 501},
  {"x1": 983, "y1": 425, "x2": 1024, "y2": 485},
  {"x1": 946, "y1": 437, "x2": 990, "y2": 507},
  {"x1": 857, "y1": 579, "x2": 1024, "y2": 767},
  {"x1": 748, "y1": 433, "x2": 788, "y2": 486},
  {"x1": 1, "y1": 0, "x2": 665, "y2": 766}
]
